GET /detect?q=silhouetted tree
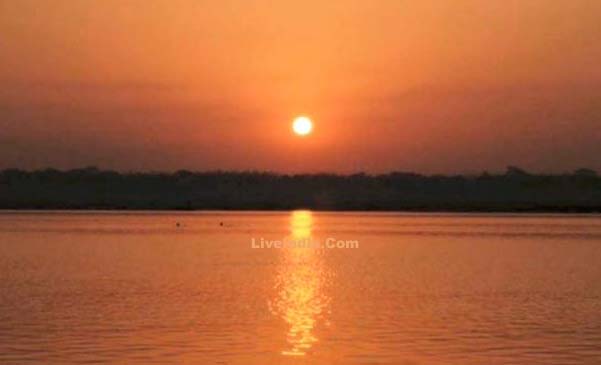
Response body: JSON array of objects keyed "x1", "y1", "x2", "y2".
[
  {"x1": 0, "y1": 167, "x2": 599, "y2": 212},
  {"x1": 574, "y1": 168, "x2": 597, "y2": 177}
]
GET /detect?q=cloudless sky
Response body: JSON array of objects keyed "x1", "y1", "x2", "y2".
[{"x1": 1, "y1": 0, "x2": 600, "y2": 173}]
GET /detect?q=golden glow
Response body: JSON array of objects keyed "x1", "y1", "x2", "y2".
[
  {"x1": 2, "y1": 2, "x2": 600, "y2": 173},
  {"x1": 292, "y1": 116, "x2": 313, "y2": 136},
  {"x1": 290, "y1": 210, "x2": 313, "y2": 239},
  {"x1": 269, "y1": 211, "x2": 330, "y2": 357}
]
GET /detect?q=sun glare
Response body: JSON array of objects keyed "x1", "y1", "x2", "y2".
[{"x1": 292, "y1": 116, "x2": 313, "y2": 136}]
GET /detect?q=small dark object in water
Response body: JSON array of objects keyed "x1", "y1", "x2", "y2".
[
  {"x1": 176, "y1": 222, "x2": 181, "y2": 227},
  {"x1": 220, "y1": 222, "x2": 224, "y2": 226}
]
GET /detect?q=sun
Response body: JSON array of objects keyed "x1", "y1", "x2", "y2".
[{"x1": 292, "y1": 116, "x2": 313, "y2": 136}]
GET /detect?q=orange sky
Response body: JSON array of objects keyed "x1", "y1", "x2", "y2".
[{"x1": 1, "y1": 0, "x2": 600, "y2": 173}]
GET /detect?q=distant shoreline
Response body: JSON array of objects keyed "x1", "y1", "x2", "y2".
[
  {"x1": 2, "y1": 167, "x2": 600, "y2": 213},
  {"x1": 1, "y1": 207, "x2": 600, "y2": 214}
]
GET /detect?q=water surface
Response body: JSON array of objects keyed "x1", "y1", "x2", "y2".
[{"x1": 1, "y1": 211, "x2": 601, "y2": 364}]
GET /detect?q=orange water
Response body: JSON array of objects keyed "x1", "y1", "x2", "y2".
[{"x1": 1, "y1": 211, "x2": 601, "y2": 364}]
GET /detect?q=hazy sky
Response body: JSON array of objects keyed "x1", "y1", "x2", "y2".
[{"x1": 1, "y1": 0, "x2": 600, "y2": 173}]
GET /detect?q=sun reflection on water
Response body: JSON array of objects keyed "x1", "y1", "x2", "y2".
[{"x1": 270, "y1": 211, "x2": 331, "y2": 357}]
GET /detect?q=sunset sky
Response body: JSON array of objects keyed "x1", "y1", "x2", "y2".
[{"x1": 1, "y1": 0, "x2": 600, "y2": 173}]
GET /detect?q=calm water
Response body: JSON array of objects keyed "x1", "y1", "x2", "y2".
[{"x1": 1, "y1": 211, "x2": 601, "y2": 365}]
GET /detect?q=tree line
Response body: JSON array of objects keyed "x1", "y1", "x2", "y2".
[{"x1": 0, "y1": 166, "x2": 599, "y2": 212}]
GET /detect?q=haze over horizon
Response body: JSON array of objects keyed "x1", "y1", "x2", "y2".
[{"x1": 1, "y1": 0, "x2": 600, "y2": 174}]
